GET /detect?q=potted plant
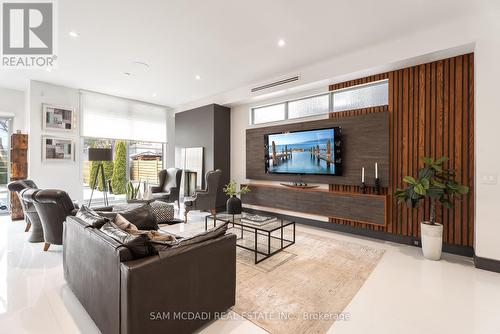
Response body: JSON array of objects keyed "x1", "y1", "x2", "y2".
[
  {"x1": 223, "y1": 180, "x2": 251, "y2": 214},
  {"x1": 394, "y1": 156, "x2": 469, "y2": 260},
  {"x1": 126, "y1": 180, "x2": 141, "y2": 202}
]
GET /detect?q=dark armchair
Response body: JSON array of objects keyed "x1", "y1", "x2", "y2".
[
  {"x1": 7, "y1": 180, "x2": 44, "y2": 242},
  {"x1": 150, "y1": 168, "x2": 182, "y2": 208},
  {"x1": 184, "y1": 169, "x2": 222, "y2": 223},
  {"x1": 26, "y1": 189, "x2": 77, "y2": 251}
]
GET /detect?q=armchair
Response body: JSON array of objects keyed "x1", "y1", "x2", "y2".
[
  {"x1": 7, "y1": 180, "x2": 44, "y2": 242},
  {"x1": 184, "y1": 169, "x2": 221, "y2": 223},
  {"x1": 150, "y1": 168, "x2": 182, "y2": 208},
  {"x1": 29, "y1": 189, "x2": 77, "y2": 251}
]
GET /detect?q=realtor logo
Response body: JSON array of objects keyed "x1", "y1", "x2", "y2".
[{"x1": 1, "y1": 1, "x2": 57, "y2": 68}]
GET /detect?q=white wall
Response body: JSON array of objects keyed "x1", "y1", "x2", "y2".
[
  {"x1": 223, "y1": 3, "x2": 500, "y2": 261},
  {"x1": 0, "y1": 86, "x2": 26, "y2": 132},
  {"x1": 27, "y1": 81, "x2": 83, "y2": 202}
]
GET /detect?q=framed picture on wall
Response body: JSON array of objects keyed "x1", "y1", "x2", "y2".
[
  {"x1": 42, "y1": 104, "x2": 75, "y2": 131},
  {"x1": 42, "y1": 136, "x2": 75, "y2": 162}
]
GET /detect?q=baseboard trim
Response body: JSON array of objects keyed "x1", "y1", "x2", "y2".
[
  {"x1": 474, "y1": 255, "x2": 500, "y2": 273},
  {"x1": 244, "y1": 208, "x2": 474, "y2": 258}
]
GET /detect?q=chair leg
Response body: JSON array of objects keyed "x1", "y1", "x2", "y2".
[
  {"x1": 184, "y1": 210, "x2": 188, "y2": 223},
  {"x1": 25, "y1": 221, "x2": 31, "y2": 232},
  {"x1": 43, "y1": 243, "x2": 50, "y2": 251}
]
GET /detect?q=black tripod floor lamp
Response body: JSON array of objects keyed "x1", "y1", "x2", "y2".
[{"x1": 88, "y1": 147, "x2": 113, "y2": 207}]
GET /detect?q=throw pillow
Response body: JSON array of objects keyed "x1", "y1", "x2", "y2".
[
  {"x1": 102, "y1": 204, "x2": 158, "y2": 231},
  {"x1": 114, "y1": 213, "x2": 176, "y2": 242},
  {"x1": 114, "y1": 213, "x2": 139, "y2": 234},
  {"x1": 76, "y1": 205, "x2": 109, "y2": 228},
  {"x1": 100, "y1": 222, "x2": 151, "y2": 259},
  {"x1": 149, "y1": 201, "x2": 175, "y2": 223},
  {"x1": 154, "y1": 222, "x2": 228, "y2": 257}
]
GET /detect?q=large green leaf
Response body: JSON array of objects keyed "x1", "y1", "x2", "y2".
[
  {"x1": 403, "y1": 176, "x2": 417, "y2": 185},
  {"x1": 414, "y1": 184, "x2": 426, "y2": 195}
]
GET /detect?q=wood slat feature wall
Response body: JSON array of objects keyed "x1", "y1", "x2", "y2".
[{"x1": 328, "y1": 54, "x2": 474, "y2": 247}]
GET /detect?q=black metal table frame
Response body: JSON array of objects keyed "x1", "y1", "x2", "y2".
[{"x1": 205, "y1": 214, "x2": 295, "y2": 264}]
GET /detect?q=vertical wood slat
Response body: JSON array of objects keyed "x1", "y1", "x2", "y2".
[{"x1": 328, "y1": 53, "x2": 474, "y2": 247}]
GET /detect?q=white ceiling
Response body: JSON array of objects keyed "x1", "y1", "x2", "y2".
[{"x1": 0, "y1": 0, "x2": 479, "y2": 107}]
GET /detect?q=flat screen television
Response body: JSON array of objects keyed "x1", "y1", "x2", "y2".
[{"x1": 264, "y1": 127, "x2": 342, "y2": 176}]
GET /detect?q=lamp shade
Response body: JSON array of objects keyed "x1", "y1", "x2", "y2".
[{"x1": 88, "y1": 148, "x2": 113, "y2": 161}]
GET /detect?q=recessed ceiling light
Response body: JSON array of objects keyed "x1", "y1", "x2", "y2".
[
  {"x1": 68, "y1": 31, "x2": 80, "y2": 38},
  {"x1": 278, "y1": 39, "x2": 286, "y2": 47},
  {"x1": 195, "y1": 75, "x2": 201, "y2": 80},
  {"x1": 152, "y1": 93, "x2": 157, "y2": 97},
  {"x1": 132, "y1": 61, "x2": 150, "y2": 69}
]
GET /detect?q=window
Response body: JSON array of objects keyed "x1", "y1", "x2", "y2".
[
  {"x1": 333, "y1": 80, "x2": 388, "y2": 112},
  {"x1": 80, "y1": 91, "x2": 169, "y2": 205},
  {"x1": 288, "y1": 93, "x2": 329, "y2": 119},
  {"x1": 250, "y1": 79, "x2": 388, "y2": 125},
  {"x1": 81, "y1": 91, "x2": 168, "y2": 142},
  {"x1": 82, "y1": 138, "x2": 164, "y2": 204},
  {"x1": 252, "y1": 103, "x2": 285, "y2": 124}
]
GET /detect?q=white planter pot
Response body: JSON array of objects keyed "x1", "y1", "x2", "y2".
[{"x1": 420, "y1": 222, "x2": 443, "y2": 261}]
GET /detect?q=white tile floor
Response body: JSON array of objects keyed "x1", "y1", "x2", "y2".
[{"x1": 1, "y1": 212, "x2": 500, "y2": 334}]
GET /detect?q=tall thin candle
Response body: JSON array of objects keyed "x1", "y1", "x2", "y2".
[
  {"x1": 375, "y1": 162, "x2": 378, "y2": 179},
  {"x1": 362, "y1": 167, "x2": 365, "y2": 183}
]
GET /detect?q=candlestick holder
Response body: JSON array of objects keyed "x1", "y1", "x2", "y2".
[
  {"x1": 360, "y1": 182, "x2": 366, "y2": 194},
  {"x1": 374, "y1": 177, "x2": 381, "y2": 195}
]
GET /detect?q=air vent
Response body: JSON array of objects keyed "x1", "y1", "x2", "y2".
[{"x1": 251, "y1": 76, "x2": 300, "y2": 93}]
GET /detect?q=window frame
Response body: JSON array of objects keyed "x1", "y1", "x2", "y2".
[{"x1": 250, "y1": 79, "x2": 388, "y2": 125}]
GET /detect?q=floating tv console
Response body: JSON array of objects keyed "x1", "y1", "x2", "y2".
[{"x1": 242, "y1": 183, "x2": 387, "y2": 226}]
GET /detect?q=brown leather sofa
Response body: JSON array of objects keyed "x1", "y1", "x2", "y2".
[{"x1": 63, "y1": 215, "x2": 236, "y2": 334}]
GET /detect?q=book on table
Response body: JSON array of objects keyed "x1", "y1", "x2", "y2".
[{"x1": 240, "y1": 213, "x2": 277, "y2": 226}]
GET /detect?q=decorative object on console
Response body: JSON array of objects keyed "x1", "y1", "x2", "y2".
[
  {"x1": 280, "y1": 182, "x2": 319, "y2": 190},
  {"x1": 223, "y1": 180, "x2": 250, "y2": 215},
  {"x1": 42, "y1": 104, "x2": 74, "y2": 131},
  {"x1": 42, "y1": 136, "x2": 74, "y2": 162},
  {"x1": 88, "y1": 147, "x2": 113, "y2": 206},
  {"x1": 374, "y1": 162, "x2": 381, "y2": 194},
  {"x1": 10, "y1": 133, "x2": 28, "y2": 220},
  {"x1": 395, "y1": 156, "x2": 469, "y2": 261},
  {"x1": 360, "y1": 166, "x2": 366, "y2": 193}
]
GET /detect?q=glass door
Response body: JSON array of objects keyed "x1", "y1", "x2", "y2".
[{"x1": 0, "y1": 118, "x2": 11, "y2": 214}]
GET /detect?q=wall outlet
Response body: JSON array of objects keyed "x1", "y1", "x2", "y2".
[{"x1": 480, "y1": 172, "x2": 498, "y2": 185}]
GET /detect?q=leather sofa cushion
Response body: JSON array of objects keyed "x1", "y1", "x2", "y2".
[
  {"x1": 76, "y1": 205, "x2": 109, "y2": 228},
  {"x1": 100, "y1": 222, "x2": 151, "y2": 259},
  {"x1": 152, "y1": 222, "x2": 228, "y2": 257},
  {"x1": 99, "y1": 204, "x2": 158, "y2": 231}
]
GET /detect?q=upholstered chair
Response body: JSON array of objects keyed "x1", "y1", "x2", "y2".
[
  {"x1": 183, "y1": 169, "x2": 222, "y2": 223},
  {"x1": 150, "y1": 168, "x2": 182, "y2": 208},
  {"x1": 7, "y1": 180, "x2": 44, "y2": 242},
  {"x1": 30, "y1": 189, "x2": 77, "y2": 251}
]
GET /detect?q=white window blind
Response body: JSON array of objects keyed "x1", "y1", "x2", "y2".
[{"x1": 81, "y1": 91, "x2": 168, "y2": 142}]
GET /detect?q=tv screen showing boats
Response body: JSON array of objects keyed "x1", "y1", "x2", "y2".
[{"x1": 264, "y1": 127, "x2": 342, "y2": 176}]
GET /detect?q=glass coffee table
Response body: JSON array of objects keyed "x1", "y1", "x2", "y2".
[{"x1": 205, "y1": 212, "x2": 295, "y2": 264}]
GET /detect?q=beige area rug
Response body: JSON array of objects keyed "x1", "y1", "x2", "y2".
[{"x1": 232, "y1": 231, "x2": 385, "y2": 334}]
